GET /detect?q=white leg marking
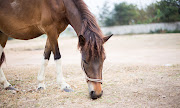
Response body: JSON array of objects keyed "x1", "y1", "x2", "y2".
[
  {"x1": 55, "y1": 59, "x2": 71, "y2": 90},
  {"x1": 37, "y1": 58, "x2": 48, "y2": 89},
  {"x1": 0, "y1": 68, "x2": 11, "y2": 88},
  {"x1": 0, "y1": 45, "x2": 11, "y2": 88}
]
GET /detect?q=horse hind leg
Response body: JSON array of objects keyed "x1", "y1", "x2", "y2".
[
  {"x1": 0, "y1": 31, "x2": 7, "y2": 67},
  {"x1": 0, "y1": 45, "x2": 11, "y2": 88},
  {"x1": 0, "y1": 33, "x2": 13, "y2": 89},
  {"x1": 0, "y1": 46, "x2": 5, "y2": 67}
]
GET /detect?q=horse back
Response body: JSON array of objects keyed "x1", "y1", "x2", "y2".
[{"x1": 0, "y1": 0, "x2": 67, "y2": 40}]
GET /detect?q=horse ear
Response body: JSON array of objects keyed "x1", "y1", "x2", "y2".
[
  {"x1": 79, "y1": 35, "x2": 85, "y2": 46},
  {"x1": 103, "y1": 34, "x2": 113, "y2": 43}
]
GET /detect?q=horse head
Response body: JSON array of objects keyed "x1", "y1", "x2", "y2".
[{"x1": 79, "y1": 34, "x2": 113, "y2": 99}]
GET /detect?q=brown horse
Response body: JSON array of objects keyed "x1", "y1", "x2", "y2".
[{"x1": 0, "y1": 0, "x2": 112, "y2": 99}]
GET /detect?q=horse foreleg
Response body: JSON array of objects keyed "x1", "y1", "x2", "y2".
[
  {"x1": 37, "y1": 39, "x2": 51, "y2": 90},
  {"x1": 46, "y1": 29, "x2": 73, "y2": 92},
  {"x1": 37, "y1": 58, "x2": 48, "y2": 90},
  {"x1": 55, "y1": 59, "x2": 72, "y2": 92}
]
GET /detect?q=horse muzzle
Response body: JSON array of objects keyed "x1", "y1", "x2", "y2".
[{"x1": 88, "y1": 81, "x2": 103, "y2": 100}]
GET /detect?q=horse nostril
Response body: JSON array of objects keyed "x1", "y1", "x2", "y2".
[
  {"x1": 90, "y1": 91, "x2": 97, "y2": 100},
  {"x1": 90, "y1": 91, "x2": 95, "y2": 96},
  {"x1": 90, "y1": 91, "x2": 103, "y2": 100}
]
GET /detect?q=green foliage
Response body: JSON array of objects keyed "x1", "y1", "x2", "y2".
[
  {"x1": 99, "y1": 2, "x2": 111, "y2": 26},
  {"x1": 155, "y1": 0, "x2": 180, "y2": 22},
  {"x1": 113, "y1": 2, "x2": 138, "y2": 25},
  {"x1": 100, "y1": 2, "x2": 138, "y2": 26},
  {"x1": 99, "y1": 0, "x2": 180, "y2": 26}
]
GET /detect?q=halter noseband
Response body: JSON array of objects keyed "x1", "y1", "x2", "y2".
[
  {"x1": 81, "y1": 61, "x2": 103, "y2": 83},
  {"x1": 85, "y1": 74, "x2": 103, "y2": 83}
]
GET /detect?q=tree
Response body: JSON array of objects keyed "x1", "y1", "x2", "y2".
[
  {"x1": 98, "y1": 2, "x2": 111, "y2": 26},
  {"x1": 146, "y1": 3, "x2": 158, "y2": 23},
  {"x1": 98, "y1": 0, "x2": 180, "y2": 26},
  {"x1": 135, "y1": 8, "x2": 149, "y2": 24},
  {"x1": 113, "y1": 2, "x2": 138, "y2": 25},
  {"x1": 99, "y1": 2, "x2": 139, "y2": 26},
  {"x1": 156, "y1": 0, "x2": 180, "y2": 22}
]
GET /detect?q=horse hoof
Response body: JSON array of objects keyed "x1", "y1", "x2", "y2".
[
  {"x1": 5, "y1": 86, "x2": 19, "y2": 92},
  {"x1": 63, "y1": 88, "x2": 74, "y2": 92},
  {"x1": 37, "y1": 87, "x2": 45, "y2": 91}
]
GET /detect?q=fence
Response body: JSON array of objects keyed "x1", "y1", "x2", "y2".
[{"x1": 101, "y1": 22, "x2": 180, "y2": 35}]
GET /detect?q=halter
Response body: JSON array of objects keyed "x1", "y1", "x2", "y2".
[
  {"x1": 85, "y1": 74, "x2": 103, "y2": 83},
  {"x1": 81, "y1": 61, "x2": 103, "y2": 83}
]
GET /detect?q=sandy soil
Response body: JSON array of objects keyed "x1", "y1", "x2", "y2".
[{"x1": 0, "y1": 33, "x2": 180, "y2": 108}]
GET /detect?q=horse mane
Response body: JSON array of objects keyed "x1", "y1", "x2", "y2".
[{"x1": 72, "y1": 0, "x2": 105, "y2": 61}]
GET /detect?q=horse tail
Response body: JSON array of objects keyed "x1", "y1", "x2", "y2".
[{"x1": 0, "y1": 52, "x2": 5, "y2": 67}]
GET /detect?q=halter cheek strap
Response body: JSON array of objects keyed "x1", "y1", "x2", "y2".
[{"x1": 81, "y1": 62, "x2": 103, "y2": 83}]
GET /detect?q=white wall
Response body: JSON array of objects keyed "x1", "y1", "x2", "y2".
[{"x1": 101, "y1": 22, "x2": 180, "y2": 35}]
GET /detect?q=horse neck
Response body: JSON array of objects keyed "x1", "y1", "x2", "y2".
[{"x1": 63, "y1": 0, "x2": 83, "y2": 36}]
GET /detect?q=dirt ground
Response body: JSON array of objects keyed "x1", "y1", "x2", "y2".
[{"x1": 0, "y1": 33, "x2": 180, "y2": 108}]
